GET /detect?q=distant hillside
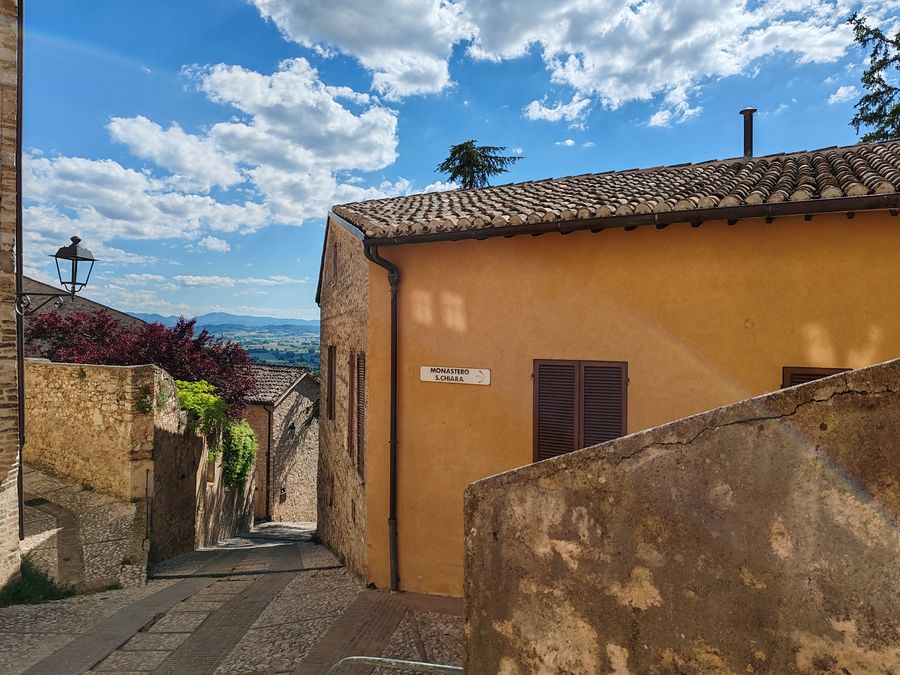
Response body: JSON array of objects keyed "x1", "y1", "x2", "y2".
[{"x1": 132, "y1": 311, "x2": 320, "y2": 329}]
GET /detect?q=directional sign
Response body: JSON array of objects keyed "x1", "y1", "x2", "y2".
[{"x1": 420, "y1": 366, "x2": 491, "y2": 386}]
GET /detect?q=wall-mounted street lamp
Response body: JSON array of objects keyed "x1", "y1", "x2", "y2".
[{"x1": 15, "y1": 236, "x2": 98, "y2": 314}]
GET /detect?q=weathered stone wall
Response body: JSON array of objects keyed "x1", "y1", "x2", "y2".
[
  {"x1": 270, "y1": 377, "x2": 319, "y2": 522},
  {"x1": 465, "y1": 359, "x2": 900, "y2": 674},
  {"x1": 0, "y1": 0, "x2": 19, "y2": 586},
  {"x1": 25, "y1": 360, "x2": 156, "y2": 501},
  {"x1": 25, "y1": 360, "x2": 254, "y2": 565},
  {"x1": 319, "y1": 219, "x2": 368, "y2": 575}
]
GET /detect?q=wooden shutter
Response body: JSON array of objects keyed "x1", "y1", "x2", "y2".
[
  {"x1": 534, "y1": 359, "x2": 627, "y2": 462},
  {"x1": 347, "y1": 351, "x2": 356, "y2": 456},
  {"x1": 781, "y1": 366, "x2": 849, "y2": 388},
  {"x1": 534, "y1": 361, "x2": 578, "y2": 461},
  {"x1": 356, "y1": 353, "x2": 366, "y2": 476},
  {"x1": 581, "y1": 362, "x2": 627, "y2": 447},
  {"x1": 326, "y1": 345, "x2": 336, "y2": 420}
]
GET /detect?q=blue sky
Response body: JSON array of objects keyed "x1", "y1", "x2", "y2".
[{"x1": 23, "y1": 0, "x2": 897, "y2": 320}]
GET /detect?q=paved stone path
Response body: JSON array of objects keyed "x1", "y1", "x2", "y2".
[{"x1": 1, "y1": 523, "x2": 463, "y2": 674}]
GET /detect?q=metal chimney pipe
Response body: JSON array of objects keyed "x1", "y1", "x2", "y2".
[{"x1": 740, "y1": 108, "x2": 757, "y2": 158}]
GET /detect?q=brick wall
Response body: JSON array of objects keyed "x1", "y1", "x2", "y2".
[
  {"x1": 0, "y1": 0, "x2": 19, "y2": 586},
  {"x1": 465, "y1": 359, "x2": 900, "y2": 673},
  {"x1": 318, "y1": 220, "x2": 368, "y2": 576}
]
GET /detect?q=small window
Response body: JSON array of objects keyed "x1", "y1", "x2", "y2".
[
  {"x1": 356, "y1": 352, "x2": 366, "y2": 477},
  {"x1": 781, "y1": 366, "x2": 850, "y2": 389},
  {"x1": 326, "y1": 345, "x2": 336, "y2": 420},
  {"x1": 287, "y1": 422, "x2": 295, "y2": 438},
  {"x1": 534, "y1": 359, "x2": 627, "y2": 462}
]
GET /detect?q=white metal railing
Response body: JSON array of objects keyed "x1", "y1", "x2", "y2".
[{"x1": 324, "y1": 655, "x2": 463, "y2": 674}]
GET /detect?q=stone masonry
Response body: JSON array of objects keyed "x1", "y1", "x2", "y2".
[
  {"x1": 0, "y1": 0, "x2": 19, "y2": 586},
  {"x1": 319, "y1": 221, "x2": 369, "y2": 576},
  {"x1": 465, "y1": 359, "x2": 900, "y2": 674}
]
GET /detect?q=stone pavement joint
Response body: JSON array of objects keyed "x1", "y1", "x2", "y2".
[
  {"x1": 154, "y1": 543, "x2": 301, "y2": 674},
  {"x1": 21, "y1": 576, "x2": 214, "y2": 675}
]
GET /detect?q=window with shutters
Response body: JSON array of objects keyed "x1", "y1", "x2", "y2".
[
  {"x1": 781, "y1": 366, "x2": 849, "y2": 389},
  {"x1": 326, "y1": 345, "x2": 336, "y2": 421},
  {"x1": 347, "y1": 351, "x2": 356, "y2": 456},
  {"x1": 355, "y1": 353, "x2": 366, "y2": 477},
  {"x1": 533, "y1": 359, "x2": 627, "y2": 462}
]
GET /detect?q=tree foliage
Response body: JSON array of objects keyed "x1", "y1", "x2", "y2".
[
  {"x1": 25, "y1": 311, "x2": 254, "y2": 413},
  {"x1": 849, "y1": 13, "x2": 900, "y2": 142},
  {"x1": 436, "y1": 140, "x2": 521, "y2": 189},
  {"x1": 175, "y1": 380, "x2": 228, "y2": 436}
]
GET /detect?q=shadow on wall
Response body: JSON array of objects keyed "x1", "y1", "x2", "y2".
[{"x1": 150, "y1": 427, "x2": 255, "y2": 562}]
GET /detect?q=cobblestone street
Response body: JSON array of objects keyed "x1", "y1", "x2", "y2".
[{"x1": 0, "y1": 524, "x2": 462, "y2": 674}]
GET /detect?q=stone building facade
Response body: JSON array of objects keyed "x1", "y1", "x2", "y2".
[
  {"x1": 317, "y1": 221, "x2": 368, "y2": 577},
  {"x1": 246, "y1": 364, "x2": 319, "y2": 523},
  {"x1": 0, "y1": 0, "x2": 19, "y2": 586}
]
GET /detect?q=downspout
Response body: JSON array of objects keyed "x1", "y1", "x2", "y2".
[
  {"x1": 362, "y1": 243, "x2": 400, "y2": 592},
  {"x1": 15, "y1": 0, "x2": 25, "y2": 540}
]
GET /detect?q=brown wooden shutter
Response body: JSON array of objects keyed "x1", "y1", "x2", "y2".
[
  {"x1": 581, "y1": 362, "x2": 627, "y2": 447},
  {"x1": 534, "y1": 361, "x2": 578, "y2": 461},
  {"x1": 356, "y1": 352, "x2": 366, "y2": 476},
  {"x1": 347, "y1": 351, "x2": 356, "y2": 456},
  {"x1": 781, "y1": 366, "x2": 849, "y2": 388},
  {"x1": 326, "y1": 345, "x2": 336, "y2": 420}
]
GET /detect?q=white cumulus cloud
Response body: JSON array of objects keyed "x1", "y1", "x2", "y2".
[
  {"x1": 198, "y1": 235, "x2": 231, "y2": 253},
  {"x1": 828, "y1": 84, "x2": 858, "y2": 105}
]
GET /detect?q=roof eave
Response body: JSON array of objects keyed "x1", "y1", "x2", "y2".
[{"x1": 359, "y1": 193, "x2": 900, "y2": 247}]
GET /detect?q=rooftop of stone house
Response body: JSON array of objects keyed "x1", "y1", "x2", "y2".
[
  {"x1": 248, "y1": 363, "x2": 313, "y2": 405},
  {"x1": 23, "y1": 276, "x2": 146, "y2": 327},
  {"x1": 332, "y1": 139, "x2": 900, "y2": 239}
]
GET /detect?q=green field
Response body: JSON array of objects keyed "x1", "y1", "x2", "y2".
[{"x1": 205, "y1": 324, "x2": 320, "y2": 372}]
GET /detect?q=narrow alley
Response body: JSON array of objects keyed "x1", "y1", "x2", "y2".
[{"x1": 0, "y1": 524, "x2": 462, "y2": 674}]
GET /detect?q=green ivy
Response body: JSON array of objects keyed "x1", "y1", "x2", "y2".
[
  {"x1": 175, "y1": 380, "x2": 228, "y2": 437},
  {"x1": 221, "y1": 420, "x2": 257, "y2": 489}
]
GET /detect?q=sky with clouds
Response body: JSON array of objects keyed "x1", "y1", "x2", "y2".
[{"x1": 24, "y1": 0, "x2": 899, "y2": 320}]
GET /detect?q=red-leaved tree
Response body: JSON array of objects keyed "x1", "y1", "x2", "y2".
[{"x1": 25, "y1": 311, "x2": 255, "y2": 413}]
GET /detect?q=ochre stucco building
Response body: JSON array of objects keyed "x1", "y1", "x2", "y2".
[{"x1": 317, "y1": 139, "x2": 900, "y2": 596}]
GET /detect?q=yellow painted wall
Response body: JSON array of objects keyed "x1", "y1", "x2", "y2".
[{"x1": 362, "y1": 211, "x2": 900, "y2": 596}]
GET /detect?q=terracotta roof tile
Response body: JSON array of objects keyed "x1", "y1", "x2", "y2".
[
  {"x1": 333, "y1": 140, "x2": 900, "y2": 238},
  {"x1": 248, "y1": 364, "x2": 309, "y2": 405}
]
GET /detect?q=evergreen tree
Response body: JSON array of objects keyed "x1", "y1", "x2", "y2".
[
  {"x1": 436, "y1": 140, "x2": 521, "y2": 189},
  {"x1": 849, "y1": 13, "x2": 900, "y2": 142}
]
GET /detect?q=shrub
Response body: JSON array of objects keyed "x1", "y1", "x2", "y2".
[
  {"x1": 221, "y1": 420, "x2": 257, "y2": 489},
  {"x1": 25, "y1": 311, "x2": 254, "y2": 413},
  {"x1": 176, "y1": 380, "x2": 228, "y2": 437},
  {"x1": 0, "y1": 557, "x2": 73, "y2": 607}
]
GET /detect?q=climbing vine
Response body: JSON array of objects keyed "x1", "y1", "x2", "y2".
[
  {"x1": 175, "y1": 380, "x2": 257, "y2": 489},
  {"x1": 221, "y1": 420, "x2": 257, "y2": 488}
]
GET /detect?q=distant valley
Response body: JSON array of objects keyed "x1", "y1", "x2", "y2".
[{"x1": 131, "y1": 312, "x2": 321, "y2": 371}]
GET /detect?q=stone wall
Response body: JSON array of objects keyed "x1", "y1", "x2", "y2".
[
  {"x1": 24, "y1": 360, "x2": 157, "y2": 501},
  {"x1": 246, "y1": 402, "x2": 270, "y2": 519},
  {"x1": 319, "y1": 219, "x2": 368, "y2": 575},
  {"x1": 0, "y1": 0, "x2": 19, "y2": 586},
  {"x1": 465, "y1": 359, "x2": 900, "y2": 674},
  {"x1": 270, "y1": 377, "x2": 319, "y2": 522},
  {"x1": 25, "y1": 360, "x2": 255, "y2": 566}
]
